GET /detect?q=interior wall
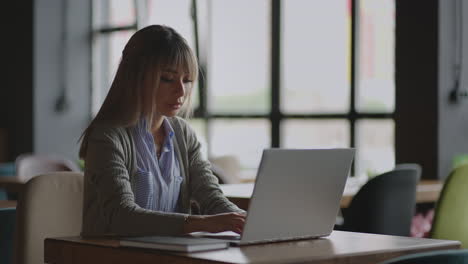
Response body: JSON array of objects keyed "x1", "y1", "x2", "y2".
[
  {"x1": 395, "y1": 0, "x2": 439, "y2": 179},
  {"x1": 438, "y1": 0, "x2": 468, "y2": 179},
  {"x1": 1, "y1": 1, "x2": 34, "y2": 162},
  {"x1": 34, "y1": 0, "x2": 91, "y2": 161},
  {"x1": 396, "y1": 0, "x2": 468, "y2": 180}
]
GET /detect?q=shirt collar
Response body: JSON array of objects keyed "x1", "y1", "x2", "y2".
[
  {"x1": 162, "y1": 118, "x2": 175, "y2": 140},
  {"x1": 137, "y1": 118, "x2": 149, "y2": 132},
  {"x1": 137, "y1": 117, "x2": 174, "y2": 139}
]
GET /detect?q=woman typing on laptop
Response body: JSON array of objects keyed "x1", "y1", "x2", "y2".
[{"x1": 78, "y1": 25, "x2": 245, "y2": 237}]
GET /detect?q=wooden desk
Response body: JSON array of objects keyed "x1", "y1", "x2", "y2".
[
  {"x1": 0, "y1": 176, "x2": 25, "y2": 193},
  {"x1": 221, "y1": 180, "x2": 444, "y2": 210},
  {"x1": 44, "y1": 231, "x2": 459, "y2": 264},
  {"x1": 0, "y1": 200, "x2": 17, "y2": 208}
]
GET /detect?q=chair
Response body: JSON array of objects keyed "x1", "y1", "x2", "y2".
[
  {"x1": 209, "y1": 155, "x2": 243, "y2": 184},
  {"x1": 431, "y1": 164, "x2": 468, "y2": 248},
  {"x1": 15, "y1": 154, "x2": 81, "y2": 183},
  {"x1": 14, "y1": 172, "x2": 83, "y2": 264},
  {"x1": 395, "y1": 163, "x2": 422, "y2": 175},
  {"x1": 379, "y1": 249, "x2": 468, "y2": 264},
  {"x1": 337, "y1": 166, "x2": 420, "y2": 236}
]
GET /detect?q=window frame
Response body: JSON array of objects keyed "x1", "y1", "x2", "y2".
[{"x1": 92, "y1": 0, "x2": 396, "y2": 176}]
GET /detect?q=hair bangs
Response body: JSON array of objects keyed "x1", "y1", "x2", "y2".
[{"x1": 162, "y1": 42, "x2": 198, "y2": 81}]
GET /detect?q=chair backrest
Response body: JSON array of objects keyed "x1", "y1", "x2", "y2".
[
  {"x1": 379, "y1": 249, "x2": 468, "y2": 264},
  {"x1": 14, "y1": 172, "x2": 84, "y2": 264},
  {"x1": 431, "y1": 164, "x2": 468, "y2": 248},
  {"x1": 209, "y1": 155, "x2": 243, "y2": 184},
  {"x1": 343, "y1": 167, "x2": 420, "y2": 236},
  {"x1": 15, "y1": 154, "x2": 80, "y2": 182},
  {"x1": 395, "y1": 163, "x2": 422, "y2": 176}
]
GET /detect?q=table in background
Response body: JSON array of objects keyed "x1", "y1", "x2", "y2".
[
  {"x1": 44, "y1": 231, "x2": 459, "y2": 264},
  {"x1": 221, "y1": 180, "x2": 444, "y2": 210},
  {"x1": 0, "y1": 176, "x2": 25, "y2": 194},
  {"x1": 0, "y1": 177, "x2": 23, "y2": 209},
  {"x1": 0, "y1": 200, "x2": 17, "y2": 208}
]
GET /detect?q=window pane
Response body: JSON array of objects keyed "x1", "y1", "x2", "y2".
[
  {"x1": 209, "y1": 0, "x2": 270, "y2": 113},
  {"x1": 356, "y1": 0, "x2": 395, "y2": 113},
  {"x1": 93, "y1": 0, "x2": 136, "y2": 28},
  {"x1": 281, "y1": 119, "x2": 349, "y2": 148},
  {"x1": 109, "y1": 31, "x2": 134, "y2": 82},
  {"x1": 92, "y1": 30, "x2": 134, "y2": 115},
  {"x1": 147, "y1": 0, "x2": 199, "y2": 110},
  {"x1": 109, "y1": 0, "x2": 135, "y2": 27},
  {"x1": 209, "y1": 119, "x2": 270, "y2": 175},
  {"x1": 187, "y1": 118, "x2": 208, "y2": 160},
  {"x1": 92, "y1": 34, "x2": 107, "y2": 116},
  {"x1": 355, "y1": 119, "x2": 395, "y2": 178},
  {"x1": 190, "y1": 84, "x2": 200, "y2": 112},
  {"x1": 147, "y1": 0, "x2": 195, "y2": 50},
  {"x1": 282, "y1": 0, "x2": 349, "y2": 113}
]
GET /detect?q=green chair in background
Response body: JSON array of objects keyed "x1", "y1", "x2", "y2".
[
  {"x1": 379, "y1": 249, "x2": 468, "y2": 264},
  {"x1": 431, "y1": 164, "x2": 468, "y2": 248}
]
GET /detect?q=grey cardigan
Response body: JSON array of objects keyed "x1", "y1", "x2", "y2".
[{"x1": 81, "y1": 117, "x2": 242, "y2": 237}]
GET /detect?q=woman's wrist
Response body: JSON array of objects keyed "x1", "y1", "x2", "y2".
[{"x1": 183, "y1": 215, "x2": 205, "y2": 233}]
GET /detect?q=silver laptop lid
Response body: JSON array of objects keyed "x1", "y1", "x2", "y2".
[{"x1": 240, "y1": 148, "x2": 355, "y2": 244}]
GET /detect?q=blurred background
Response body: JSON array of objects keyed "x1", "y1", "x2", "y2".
[{"x1": 1, "y1": 0, "x2": 468, "y2": 181}]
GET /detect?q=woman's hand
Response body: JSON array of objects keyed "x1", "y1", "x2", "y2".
[{"x1": 183, "y1": 212, "x2": 246, "y2": 234}]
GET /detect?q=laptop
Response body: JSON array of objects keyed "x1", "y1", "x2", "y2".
[{"x1": 196, "y1": 148, "x2": 355, "y2": 246}]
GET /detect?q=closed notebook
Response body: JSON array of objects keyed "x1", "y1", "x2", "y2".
[{"x1": 120, "y1": 236, "x2": 229, "y2": 252}]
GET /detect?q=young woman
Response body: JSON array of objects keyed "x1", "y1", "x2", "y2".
[{"x1": 79, "y1": 25, "x2": 245, "y2": 237}]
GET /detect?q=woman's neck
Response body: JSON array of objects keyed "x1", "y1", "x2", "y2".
[
  {"x1": 151, "y1": 115, "x2": 164, "y2": 134},
  {"x1": 151, "y1": 115, "x2": 166, "y2": 155}
]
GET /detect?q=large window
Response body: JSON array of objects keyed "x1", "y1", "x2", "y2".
[{"x1": 92, "y1": 0, "x2": 395, "y2": 179}]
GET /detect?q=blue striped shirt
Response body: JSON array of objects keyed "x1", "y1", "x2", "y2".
[{"x1": 131, "y1": 118, "x2": 183, "y2": 212}]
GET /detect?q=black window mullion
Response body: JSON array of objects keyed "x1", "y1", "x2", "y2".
[
  {"x1": 350, "y1": 0, "x2": 359, "y2": 150},
  {"x1": 96, "y1": 25, "x2": 138, "y2": 34},
  {"x1": 191, "y1": 0, "x2": 211, "y2": 157},
  {"x1": 271, "y1": 0, "x2": 281, "y2": 148},
  {"x1": 190, "y1": 0, "x2": 208, "y2": 119}
]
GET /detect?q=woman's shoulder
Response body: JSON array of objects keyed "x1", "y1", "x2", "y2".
[
  {"x1": 168, "y1": 116, "x2": 188, "y2": 126},
  {"x1": 168, "y1": 116, "x2": 193, "y2": 133},
  {"x1": 168, "y1": 116, "x2": 198, "y2": 143},
  {"x1": 88, "y1": 124, "x2": 132, "y2": 143}
]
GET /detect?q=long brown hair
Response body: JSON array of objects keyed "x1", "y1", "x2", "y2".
[{"x1": 79, "y1": 25, "x2": 198, "y2": 158}]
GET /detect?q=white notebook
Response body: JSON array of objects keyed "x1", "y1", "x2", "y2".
[{"x1": 120, "y1": 236, "x2": 229, "y2": 252}]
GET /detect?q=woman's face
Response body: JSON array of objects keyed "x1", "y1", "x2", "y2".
[{"x1": 155, "y1": 68, "x2": 193, "y2": 117}]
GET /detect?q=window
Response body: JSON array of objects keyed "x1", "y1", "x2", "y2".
[
  {"x1": 92, "y1": 0, "x2": 395, "y2": 179},
  {"x1": 355, "y1": 0, "x2": 395, "y2": 176},
  {"x1": 91, "y1": 0, "x2": 138, "y2": 116}
]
